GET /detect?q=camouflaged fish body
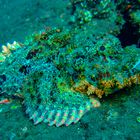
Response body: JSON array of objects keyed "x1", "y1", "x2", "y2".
[
  {"x1": 21, "y1": 61, "x2": 100, "y2": 126},
  {"x1": 0, "y1": 28, "x2": 140, "y2": 126}
]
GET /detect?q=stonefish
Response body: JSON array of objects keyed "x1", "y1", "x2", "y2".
[{"x1": 0, "y1": 28, "x2": 140, "y2": 127}]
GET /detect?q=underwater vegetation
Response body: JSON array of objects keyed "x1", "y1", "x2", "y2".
[{"x1": 0, "y1": 0, "x2": 140, "y2": 127}]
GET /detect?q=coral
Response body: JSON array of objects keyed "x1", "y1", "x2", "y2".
[
  {"x1": 130, "y1": 10, "x2": 140, "y2": 27},
  {"x1": 77, "y1": 9, "x2": 93, "y2": 24},
  {"x1": 70, "y1": 0, "x2": 125, "y2": 35},
  {"x1": 71, "y1": 0, "x2": 118, "y2": 21}
]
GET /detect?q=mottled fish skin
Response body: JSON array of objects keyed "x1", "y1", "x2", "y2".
[{"x1": 1, "y1": 27, "x2": 140, "y2": 128}]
